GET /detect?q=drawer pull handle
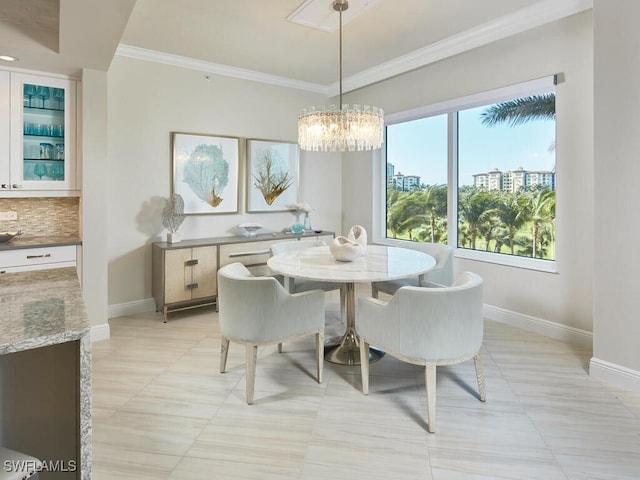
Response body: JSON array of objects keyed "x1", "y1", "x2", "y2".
[
  {"x1": 186, "y1": 283, "x2": 199, "y2": 290},
  {"x1": 229, "y1": 250, "x2": 270, "y2": 258},
  {"x1": 185, "y1": 259, "x2": 199, "y2": 266},
  {"x1": 27, "y1": 254, "x2": 52, "y2": 259}
]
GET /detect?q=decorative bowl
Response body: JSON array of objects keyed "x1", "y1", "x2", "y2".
[
  {"x1": 0, "y1": 231, "x2": 22, "y2": 243},
  {"x1": 238, "y1": 223, "x2": 263, "y2": 237},
  {"x1": 329, "y1": 236, "x2": 363, "y2": 262},
  {"x1": 291, "y1": 223, "x2": 305, "y2": 234}
]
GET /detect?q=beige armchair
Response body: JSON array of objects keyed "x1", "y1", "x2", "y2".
[
  {"x1": 217, "y1": 262, "x2": 325, "y2": 405},
  {"x1": 371, "y1": 242, "x2": 454, "y2": 298},
  {"x1": 270, "y1": 239, "x2": 346, "y2": 321},
  {"x1": 358, "y1": 271, "x2": 486, "y2": 433}
]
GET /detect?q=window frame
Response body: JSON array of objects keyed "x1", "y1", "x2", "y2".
[{"x1": 376, "y1": 76, "x2": 558, "y2": 273}]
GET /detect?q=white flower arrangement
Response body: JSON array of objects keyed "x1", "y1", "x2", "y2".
[{"x1": 295, "y1": 202, "x2": 313, "y2": 213}]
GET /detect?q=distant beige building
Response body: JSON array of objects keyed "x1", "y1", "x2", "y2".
[{"x1": 473, "y1": 167, "x2": 555, "y2": 192}]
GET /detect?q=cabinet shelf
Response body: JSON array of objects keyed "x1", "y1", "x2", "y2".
[
  {"x1": 24, "y1": 106, "x2": 64, "y2": 113},
  {"x1": 23, "y1": 134, "x2": 64, "y2": 139},
  {"x1": 24, "y1": 158, "x2": 64, "y2": 162}
]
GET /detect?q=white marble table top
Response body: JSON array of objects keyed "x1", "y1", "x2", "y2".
[{"x1": 267, "y1": 245, "x2": 436, "y2": 283}]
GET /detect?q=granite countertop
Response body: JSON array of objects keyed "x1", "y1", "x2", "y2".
[
  {"x1": 0, "y1": 235, "x2": 82, "y2": 251},
  {"x1": 0, "y1": 267, "x2": 89, "y2": 355}
]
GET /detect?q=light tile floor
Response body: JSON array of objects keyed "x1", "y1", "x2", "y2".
[{"x1": 91, "y1": 288, "x2": 640, "y2": 480}]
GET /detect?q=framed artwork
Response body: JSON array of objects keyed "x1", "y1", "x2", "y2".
[
  {"x1": 246, "y1": 139, "x2": 299, "y2": 212},
  {"x1": 171, "y1": 132, "x2": 240, "y2": 214}
]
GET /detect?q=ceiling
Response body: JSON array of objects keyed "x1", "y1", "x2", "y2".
[{"x1": 0, "y1": 0, "x2": 591, "y2": 93}]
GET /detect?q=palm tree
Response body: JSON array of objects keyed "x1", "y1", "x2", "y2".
[
  {"x1": 481, "y1": 93, "x2": 555, "y2": 127},
  {"x1": 387, "y1": 191, "x2": 424, "y2": 240},
  {"x1": 496, "y1": 191, "x2": 529, "y2": 255},
  {"x1": 419, "y1": 184, "x2": 447, "y2": 243},
  {"x1": 458, "y1": 187, "x2": 496, "y2": 250},
  {"x1": 524, "y1": 187, "x2": 555, "y2": 258}
]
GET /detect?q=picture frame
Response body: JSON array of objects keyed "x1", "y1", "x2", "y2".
[
  {"x1": 171, "y1": 132, "x2": 240, "y2": 214},
  {"x1": 246, "y1": 138, "x2": 299, "y2": 213}
]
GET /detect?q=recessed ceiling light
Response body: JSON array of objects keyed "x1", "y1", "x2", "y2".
[{"x1": 0, "y1": 55, "x2": 19, "y2": 62}]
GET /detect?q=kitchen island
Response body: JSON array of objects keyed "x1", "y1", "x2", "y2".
[{"x1": 0, "y1": 267, "x2": 90, "y2": 479}]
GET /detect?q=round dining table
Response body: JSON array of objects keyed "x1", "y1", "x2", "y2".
[{"x1": 267, "y1": 244, "x2": 436, "y2": 365}]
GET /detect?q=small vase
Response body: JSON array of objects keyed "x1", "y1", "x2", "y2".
[
  {"x1": 167, "y1": 232, "x2": 181, "y2": 243},
  {"x1": 347, "y1": 225, "x2": 367, "y2": 249},
  {"x1": 303, "y1": 212, "x2": 311, "y2": 231},
  {"x1": 329, "y1": 236, "x2": 363, "y2": 262}
]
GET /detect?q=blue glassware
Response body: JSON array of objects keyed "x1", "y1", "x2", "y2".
[
  {"x1": 24, "y1": 84, "x2": 37, "y2": 107},
  {"x1": 35, "y1": 85, "x2": 50, "y2": 108},
  {"x1": 34, "y1": 163, "x2": 47, "y2": 179}
]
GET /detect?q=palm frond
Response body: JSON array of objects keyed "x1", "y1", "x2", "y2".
[{"x1": 481, "y1": 93, "x2": 555, "y2": 127}]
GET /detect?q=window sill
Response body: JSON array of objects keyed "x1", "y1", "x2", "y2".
[
  {"x1": 455, "y1": 248, "x2": 557, "y2": 274},
  {"x1": 374, "y1": 238, "x2": 557, "y2": 274}
]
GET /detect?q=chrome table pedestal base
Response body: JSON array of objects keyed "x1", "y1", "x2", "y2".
[{"x1": 324, "y1": 283, "x2": 384, "y2": 366}]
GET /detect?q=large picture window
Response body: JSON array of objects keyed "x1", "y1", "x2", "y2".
[{"x1": 384, "y1": 77, "x2": 556, "y2": 268}]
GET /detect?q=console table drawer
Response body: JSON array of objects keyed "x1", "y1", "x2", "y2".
[{"x1": 219, "y1": 240, "x2": 275, "y2": 268}]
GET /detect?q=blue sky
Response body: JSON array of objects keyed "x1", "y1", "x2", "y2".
[{"x1": 386, "y1": 105, "x2": 556, "y2": 186}]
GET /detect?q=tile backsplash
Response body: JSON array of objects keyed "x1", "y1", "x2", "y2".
[{"x1": 0, "y1": 197, "x2": 80, "y2": 238}]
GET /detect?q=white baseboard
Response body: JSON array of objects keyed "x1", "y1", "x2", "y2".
[
  {"x1": 589, "y1": 357, "x2": 640, "y2": 393},
  {"x1": 484, "y1": 304, "x2": 593, "y2": 350},
  {"x1": 90, "y1": 323, "x2": 110, "y2": 342},
  {"x1": 108, "y1": 298, "x2": 156, "y2": 319}
]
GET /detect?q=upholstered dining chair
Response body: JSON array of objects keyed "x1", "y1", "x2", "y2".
[
  {"x1": 270, "y1": 239, "x2": 346, "y2": 322},
  {"x1": 371, "y1": 242, "x2": 454, "y2": 298},
  {"x1": 217, "y1": 262, "x2": 325, "y2": 405},
  {"x1": 358, "y1": 271, "x2": 485, "y2": 433}
]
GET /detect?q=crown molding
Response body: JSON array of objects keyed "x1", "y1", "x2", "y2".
[
  {"x1": 332, "y1": 0, "x2": 593, "y2": 95},
  {"x1": 116, "y1": 0, "x2": 592, "y2": 97},
  {"x1": 115, "y1": 44, "x2": 329, "y2": 94}
]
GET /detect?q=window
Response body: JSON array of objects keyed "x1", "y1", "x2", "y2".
[{"x1": 383, "y1": 77, "x2": 556, "y2": 269}]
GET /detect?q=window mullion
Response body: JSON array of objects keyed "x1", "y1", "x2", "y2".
[{"x1": 448, "y1": 111, "x2": 458, "y2": 248}]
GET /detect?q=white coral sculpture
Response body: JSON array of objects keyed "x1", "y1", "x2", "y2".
[{"x1": 162, "y1": 193, "x2": 186, "y2": 233}]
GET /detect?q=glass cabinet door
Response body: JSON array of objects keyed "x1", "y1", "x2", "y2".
[{"x1": 10, "y1": 73, "x2": 76, "y2": 191}]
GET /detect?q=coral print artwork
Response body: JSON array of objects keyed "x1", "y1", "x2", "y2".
[
  {"x1": 246, "y1": 139, "x2": 299, "y2": 213},
  {"x1": 172, "y1": 132, "x2": 239, "y2": 214}
]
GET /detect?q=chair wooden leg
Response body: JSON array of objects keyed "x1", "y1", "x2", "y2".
[
  {"x1": 425, "y1": 363, "x2": 436, "y2": 433},
  {"x1": 220, "y1": 336, "x2": 230, "y2": 373},
  {"x1": 278, "y1": 343, "x2": 283, "y2": 353},
  {"x1": 474, "y1": 352, "x2": 486, "y2": 402},
  {"x1": 246, "y1": 345, "x2": 258, "y2": 405},
  {"x1": 316, "y1": 331, "x2": 324, "y2": 383},
  {"x1": 360, "y1": 339, "x2": 370, "y2": 395}
]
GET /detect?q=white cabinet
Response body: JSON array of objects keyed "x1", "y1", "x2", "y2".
[
  {"x1": 1, "y1": 71, "x2": 78, "y2": 195},
  {"x1": 0, "y1": 71, "x2": 10, "y2": 188},
  {"x1": 0, "y1": 245, "x2": 78, "y2": 273}
]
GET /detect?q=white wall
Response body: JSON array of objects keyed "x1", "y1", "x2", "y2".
[
  {"x1": 591, "y1": 0, "x2": 640, "y2": 388},
  {"x1": 106, "y1": 57, "x2": 342, "y2": 307},
  {"x1": 80, "y1": 69, "x2": 109, "y2": 332},
  {"x1": 342, "y1": 13, "x2": 594, "y2": 337}
]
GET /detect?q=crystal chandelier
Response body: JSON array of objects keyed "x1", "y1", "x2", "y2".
[{"x1": 297, "y1": 0, "x2": 384, "y2": 152}]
